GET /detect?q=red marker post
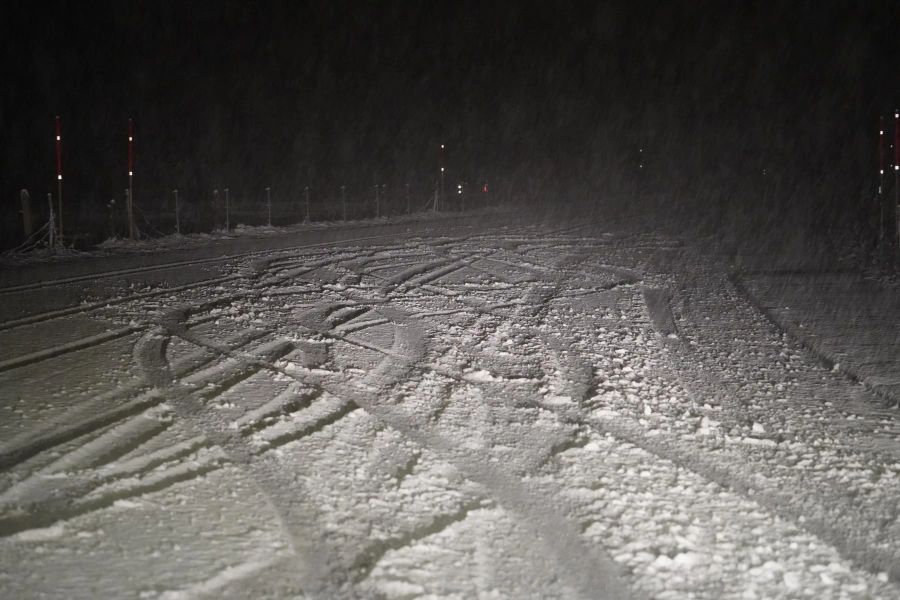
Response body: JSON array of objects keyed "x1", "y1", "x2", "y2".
[
  {"x1": 879, "y1": 117, "x2": 884, "y2": 194},
  {"x1": 879, "y1": 117, "x2": 885, "y2": 249},
  {"x1": 438, "y1": 144, "x2": 445, "y2": 212},
  {"x1": 55, "y1": 116, "x2": 63, "y2": 241},
  {"x1": 894, "y1": 110, "x2": 899, "y2": 255},
  {"x1": 127, "y1": 119, "x2": 135, "y2": 240}
]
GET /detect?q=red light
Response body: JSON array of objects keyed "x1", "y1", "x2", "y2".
[{"x1": 482, "y1": 184, "x2": 488, "y2": 193}]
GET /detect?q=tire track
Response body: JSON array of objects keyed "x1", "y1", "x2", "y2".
[
  {"x1": 0, "y1": 323, "x2": 146, "y2": 373},
  {"x1": 624, "y1": 257, "x2": 900, "y2": 583},
  {"x1": 0, "y1": 328, "x2": 268, "y2": 471},
  {"x1": 0, "y1": 230, "x2": 425, "y2": 295}
]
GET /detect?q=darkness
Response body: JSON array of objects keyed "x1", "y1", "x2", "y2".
[{"x1": 1, "y1": 1, "x2": 898, "y2": 248}]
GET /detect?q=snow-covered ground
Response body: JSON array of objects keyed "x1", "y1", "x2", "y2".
[{"x1": 0, "y1": 218, "x2": 898, "y2": 599}]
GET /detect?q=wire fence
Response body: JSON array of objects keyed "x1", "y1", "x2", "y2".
[{"x1": 5, "y1": 183, "x2": 498, "y2": 253}]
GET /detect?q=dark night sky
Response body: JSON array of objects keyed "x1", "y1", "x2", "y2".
[{"x1": 1, "y1": 1, "x2": 897, "y2": 242}]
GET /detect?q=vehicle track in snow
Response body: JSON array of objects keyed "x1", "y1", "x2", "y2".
[
  {"x1": 622, "y1": 246, "x2": 900, "y2": 584},
  {"x1": 0, "y1": 223, "x2": 633, "y2": 596},
  {"x1": 2, "y1": 222, "x2": 899, "y2": 599}
]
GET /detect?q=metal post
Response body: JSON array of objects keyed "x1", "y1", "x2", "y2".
[
  {"x1": 128, "y1": 119, "x2": 135, "y2": 240},
  {"x1": 894, "y1": 110, "x2": 899, "y2": 258},
  {"x1": 225, "y1": 187, "x2": 230, "y2": 231},
  {"x1": 304, "y1": 185, "x2": 310, "y2": 222},
  {"x1": 126, "y1": 188, "x2": 135, "y2": 240},
  {"x1": 20, "y1": 189, "x2": 32, "y2": 238},
  {"x1": 880, "y1": 117, "x2": 885, "y2": 195},
  {"x1": 266, "y1": 186, "x2": 272, "y2": 226},
  {"x1": 47, "y1": 193, "x2": 55, "y2": 251},
  {"x1": 108, "y1": 198, "x2": 117, "y2": 238},
  {"x1": 439, "y1": 144, "x2": 445, "y2": 212},
  {"x1": 883, "y1": 111, "x2": 900, "y2": 263},
  {"x1": 173, "y1": 189, "x2": 180, "y2": 234},
  {"x1": 406, "y1": 182, "x2": 411, "y2": 214},
  {"x1": 213, "y1": 189, "x2": 219, "y2": 230},
  {"x1": 879, "y1": 117, "x2": 885, "y2": 250},
  {"x1": 55, "y1": 116, "x2": 63, "y2": 241},
  {"x1": 375, "y1": 184, "x2": 379, "y2": 218}
]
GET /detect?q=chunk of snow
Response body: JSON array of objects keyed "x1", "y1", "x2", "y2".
[
  {"x1": 463, "y1": 369, "x2": 497, "y2": 383},
  {"x1": 782, "y1": 571, "x2": 801, "y2": 590},
  {"x1": 13, "y1": 524, "x2": 66, "y2": 542}
]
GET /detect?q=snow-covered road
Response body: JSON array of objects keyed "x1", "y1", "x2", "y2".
[{"x1": 1, "y1": 219, "x2": 898, "y2": 599}]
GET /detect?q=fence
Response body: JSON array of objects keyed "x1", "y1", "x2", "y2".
[{"x1": 6, "y1": 182, "x2": 497, "y2": 252}]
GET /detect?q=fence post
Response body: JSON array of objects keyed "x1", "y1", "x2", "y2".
[
  {"x1": 128, "y1": 119, "x2": 135, "y2": 240},
  {"x1": 894, "y1": 109, "x2": 899, "y2": 262},
  {"x1": 213, "y1": 189, "x2": 219, "y2": 230},
  {"x1": 173, "y1": 188, "x2": 180, "y2": 234},
  {"x1": 225, "y1": 187, "x2": 230, "y2": 231},
  {"x1": 47, "y1": 193, "x2": 55, "y2": 251},
  {"x1": 20, "y1": 189, "x2": 32, "y2": 238},
  {"x1": 439, "y1": 143, "x2": 445, "y2": 212},
  {"x1": 305, "y1": 185, "x2": 310, "y2": 223},
  {"x1": 341, "y1": 185, "x2": 347, "y2": 221},
  {"x1": 266, "y1": 186, "x2": 272, "y2": 226},
  {"x1": 108, "y1": 198, "x2": 117, "y2": 238},
  {"x1": 882, "y1": 112, "x2": 900, "y2": 263},
  {"x1": 126, "y1": 188, "x2": 135, "y2": 240},
  {"x1": 55, "y1": 117, "x2": 63, "y2": 242}
]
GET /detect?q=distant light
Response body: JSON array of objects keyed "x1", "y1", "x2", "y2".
[
  {"x1": 57, "y1": 174, "x2": 62, "y2": 180},
  {"x1": 441, "y1": 144, "x2": 445, "y2": 149},
  {"x1": 128, "y1": 136, "x2": 133, "y2": 142},
  {"x1": 880, "y1": 169, "x2": 884, "y2": 175},
  {"x1": 129, "y1": 171, "x2": 133, "y2": 176},
  {"x1": 896, "y1": 165, "x2": 899, "y2": 171},
  {"x1": 56, "y1": 136, "x2": 61, "y2": 141},
  {"x1": 881, "y1": 131, "x2": 885, "y2": 135},
  {"x1": 441, "y1": 167, "x2": 444, "y2": 172}
]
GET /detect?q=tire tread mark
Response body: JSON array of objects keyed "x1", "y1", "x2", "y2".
[
  {"x1": 350, "y1": 497, "x2": 485, "y2": 584},
  {"x1": 0, "y1": 449, "x2": 226, "y2": 537},
  {"x1": 0, "y1": 275, "x2": 239, "y2": 332},
  {"x1": 0, "y1": 323, "x2": 146, "y2": 373},
  {"x1": 253, "y1": 395, "x2": 359, "y2": 451},
  {"x1": 0, "y1": 330, "x2": 267, "y2": 470}
]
